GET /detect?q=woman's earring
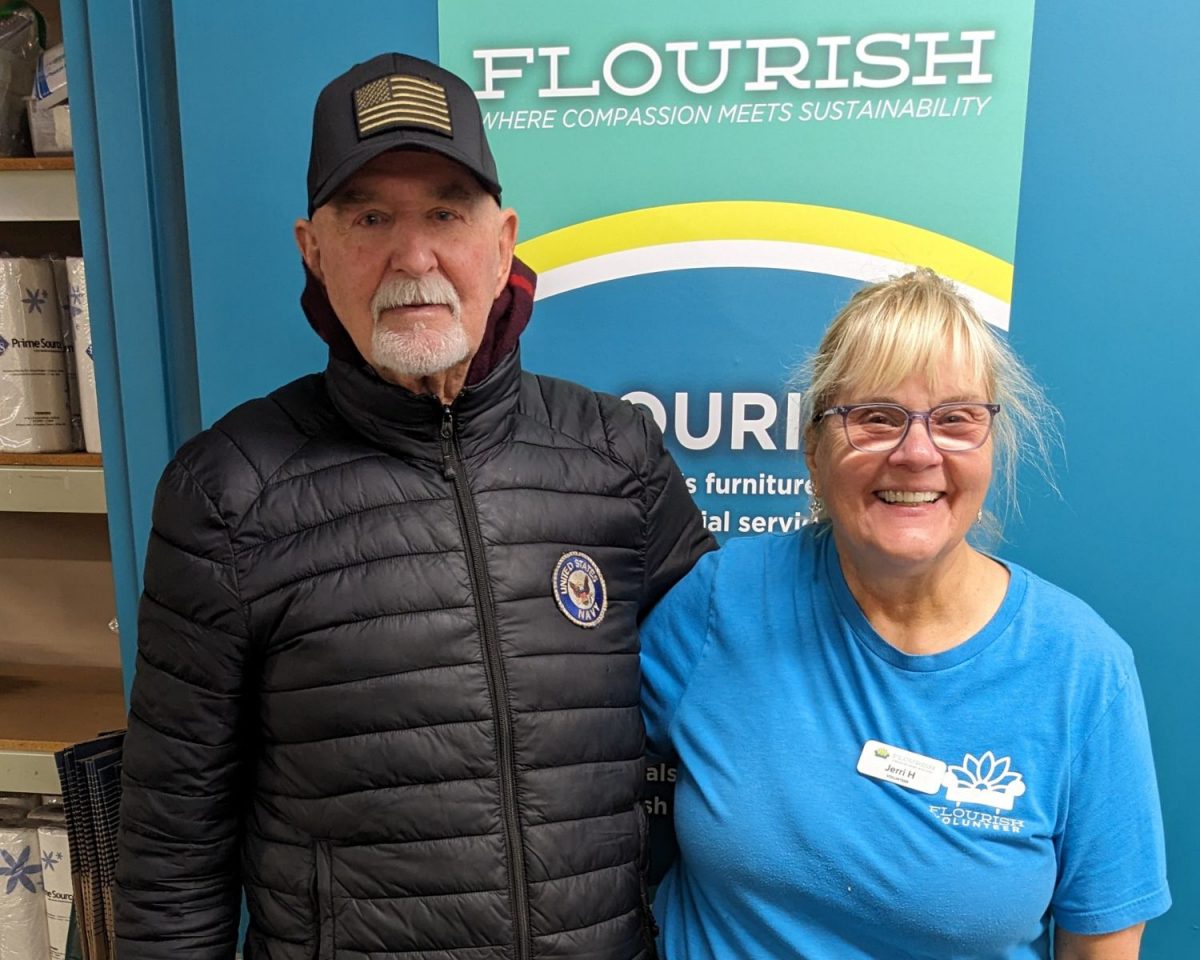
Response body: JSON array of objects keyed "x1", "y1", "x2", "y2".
[
  {"x1": 805, "y1": 478, "x2": 824, "y2": 525},
  {"x1": 976, "y1": 509, "x2": 984, "y2": 524}
]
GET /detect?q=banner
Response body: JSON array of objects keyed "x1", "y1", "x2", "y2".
[{"x1": 441, "y1": 0, "x2": 1035, "y2": 539}]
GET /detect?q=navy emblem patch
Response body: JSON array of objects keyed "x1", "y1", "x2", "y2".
[{"x1": 552, "y1": 551, "x2": 607, "y2": 628}]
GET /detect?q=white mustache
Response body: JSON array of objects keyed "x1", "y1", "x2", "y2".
[{"x1": 371, "y1": 275, "x2": 462, "y2": 325}]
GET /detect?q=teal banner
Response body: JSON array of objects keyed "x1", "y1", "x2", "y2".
[{"x1": 441, "y1": 0, "x2": 1034, "y2": 537}]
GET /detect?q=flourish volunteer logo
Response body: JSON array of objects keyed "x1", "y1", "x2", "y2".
[{"x1": 928, "y1": 750, "x2": 1027, "y2": 835}]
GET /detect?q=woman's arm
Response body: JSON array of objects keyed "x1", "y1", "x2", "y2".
[{"x1": 1054, "y1": 923, "x2": 1144, "y2": 960}]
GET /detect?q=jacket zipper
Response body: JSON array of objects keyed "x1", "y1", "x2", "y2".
[{"x1": 440, "y1": 407, "x2": 531, "y2": 960}]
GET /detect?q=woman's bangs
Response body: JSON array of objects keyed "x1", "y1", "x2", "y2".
[{"x1": 831, "y1": 300, "x2": 988, "y2": 401}]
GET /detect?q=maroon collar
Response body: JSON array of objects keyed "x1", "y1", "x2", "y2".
[{"x1": 300, "y1": 256, "x2": 537, "y2": 384}]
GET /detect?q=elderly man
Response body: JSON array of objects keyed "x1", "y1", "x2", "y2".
[{"x1": 114, "y1": 53, "x2": 711, "y2": 960}]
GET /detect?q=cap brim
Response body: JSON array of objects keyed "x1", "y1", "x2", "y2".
[{"x1": 308, "y1": 131, "x2": 502, "y2": 215}]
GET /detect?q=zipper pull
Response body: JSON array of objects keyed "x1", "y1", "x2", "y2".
[{"x1": 440, "y1": 407, "x2": 457, "y2": 480}]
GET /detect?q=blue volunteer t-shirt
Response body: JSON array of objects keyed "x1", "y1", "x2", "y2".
[{"x1": 641, "y1": 528, "x2": 1170, "y2": 959}]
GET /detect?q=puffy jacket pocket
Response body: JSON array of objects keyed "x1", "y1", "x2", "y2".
[
  {"x1": 635, "y1": 803, "x2": 660, "y2": 958},
  {"x1": 312, "y1": 840, "x2": 336, "y2": 960}
]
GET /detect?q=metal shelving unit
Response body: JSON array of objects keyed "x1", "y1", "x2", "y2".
[
  {"x1": 0, "y1": 160, "x2": 102, "y2": 516},
  {"x1": 0, "y1": 157, "x2": 78, "y2": 221},
  {"x1": 0, "y1": 748, "x2": 62, "y2": 794},
  {"x1": 0, "y1": 453, "x2": 106, "y2": 513},
  {"x1": 1, "y1": 143, "x2": 122, "y2": 792}
]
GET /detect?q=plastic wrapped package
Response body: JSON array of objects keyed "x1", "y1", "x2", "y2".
[
  {"x1": 34, "y1": 824, "x2": 69, "y2": 960},
  {"x1": 49, "y1": 259, "x2": 82, "y2": 449},
  {"x1": 65, "y1": 258, "x2": 99, "y2": 453},
  {"x1": 0, "y1": 4, "x2": 40, "y2": 156},
  {"x1": 32, "y1": 43, "x2": 64, "y2": 108},
  {"x1": 30, "y1": 804, "x2": 71, "y2": 960},
  {"x1": 0, "y1": 814, "x2": 51, "y2": 960},
  {"x1": 25, "y1": 98, "x2": 69, "y2": 156},
  {"x1": 27, "y1": 43, "x2": 69, "y2": 156},
  {"x1": 0, "y1": 257, "x2": 72, "y2": 452}
]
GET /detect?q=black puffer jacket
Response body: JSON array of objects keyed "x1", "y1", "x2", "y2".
[{"x1": 114, "y1": 341, "x2": 711, "y2": 959}]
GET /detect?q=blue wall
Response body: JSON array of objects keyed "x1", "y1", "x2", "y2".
[
  {"x1": 170, "y1": 0, "x2": 440, "y2": 425},
  {"x1": 1008, "y1": 2, "x2": 1198, "y2": 953},
  {"x1": 61, "y1": 0, "x2": 203, "y2": 694}
]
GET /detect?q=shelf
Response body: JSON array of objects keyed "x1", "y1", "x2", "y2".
[
  {"x1": 0, "y1": 157, "x2": 74, "y2": 171},
  {"x1": 0, "y1": 452, "x2": 100, "y2": 467},
  {"x1": 0, "y1": 454, "x2": 106, "y2": 512},
  {"x1": 0, "y1": 663, "x2": 126, "y2": 795},
  {"x1": 0, "y1": 749, "x2": 62, "y2": 795},
  {"x1": 0, "y1": 158, "x2": 78, "y2": 220}
]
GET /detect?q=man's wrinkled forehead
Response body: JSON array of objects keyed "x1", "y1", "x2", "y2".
[{"x1": 320, "y1": 149, "x2": 496, "y2": 215}]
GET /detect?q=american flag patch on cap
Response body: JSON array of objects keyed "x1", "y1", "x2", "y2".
[{"x1": 354, "y1": 74, "x2": 453, "y2": 138}]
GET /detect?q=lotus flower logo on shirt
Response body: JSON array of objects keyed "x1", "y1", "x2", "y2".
[
  {"x1": 942, "y1": 751, "x2": 1026, "y2": 812},
  {"x1": 0, "y1": 335, "x2": 8, "y2": 357}
]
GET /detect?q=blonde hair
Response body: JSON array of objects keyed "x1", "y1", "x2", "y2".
[{"x1": 794, "y1": 268, "x2": 1060, "y2": 533}]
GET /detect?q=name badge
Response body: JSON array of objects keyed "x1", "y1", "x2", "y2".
[{"x1": 856, "y1": 740, "x2": 947, "y2": 795}]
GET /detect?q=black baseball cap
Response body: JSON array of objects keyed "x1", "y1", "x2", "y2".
[{"x1": 306, "y1": 52, "x2": 501, "y2": 216}]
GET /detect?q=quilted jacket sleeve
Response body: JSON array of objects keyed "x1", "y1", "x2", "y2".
[
  {"x1": 632, "y1": 405, "x2": 716, "y2": 616},
  {"x1": 113, "y1": 454, "x2": 253, "y2": 959}
]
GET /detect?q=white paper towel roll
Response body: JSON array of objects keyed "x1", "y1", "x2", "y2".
[
  {"x1": 49, "y1": 259, "x2": 82, "y2": 451},
  {"x1": 65, "y1": 257, "x2": 100, "y2": 453},
  {"x1": 0, "y1": 258, "x2": 72, "y2": 452},
  {"x1": 34, "y1": 823, "x2": 70, "y2": 960},
  {"x1": 0, "y1": 821, "x2": 51, "y2": 960}
]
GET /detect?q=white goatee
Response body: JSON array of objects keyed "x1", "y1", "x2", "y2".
[{"x1": 368, "y1": 275, "x2": 468, "y2": 377}]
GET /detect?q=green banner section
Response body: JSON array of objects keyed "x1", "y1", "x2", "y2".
[{"x1": 441, "y1": 0, "x2": 1034, "y2": 278}]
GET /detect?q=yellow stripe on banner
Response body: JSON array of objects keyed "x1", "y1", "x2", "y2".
[{"x1": 515, "y1": 202, "x2": 1013, "y2": 304}]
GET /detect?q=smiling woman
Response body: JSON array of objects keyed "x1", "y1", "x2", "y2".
[
  {"x1": 796, "y1": 269, "x2": 1052, "y2": 618},
  {"x1": 639, "y1": 268, "x2": 1171, "y2": 959},
  {"x1": 797, "y1": 267, "x2": 1057, "y2": 533}
]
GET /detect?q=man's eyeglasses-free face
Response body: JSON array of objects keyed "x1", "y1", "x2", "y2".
[{"x1": 813, "y1": 402, "x2": 1001, "y2": 453}]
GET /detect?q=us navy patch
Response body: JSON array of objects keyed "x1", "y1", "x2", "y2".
[{"x1": 552, "y1": 551, "x2": 607, "y2": 628}]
